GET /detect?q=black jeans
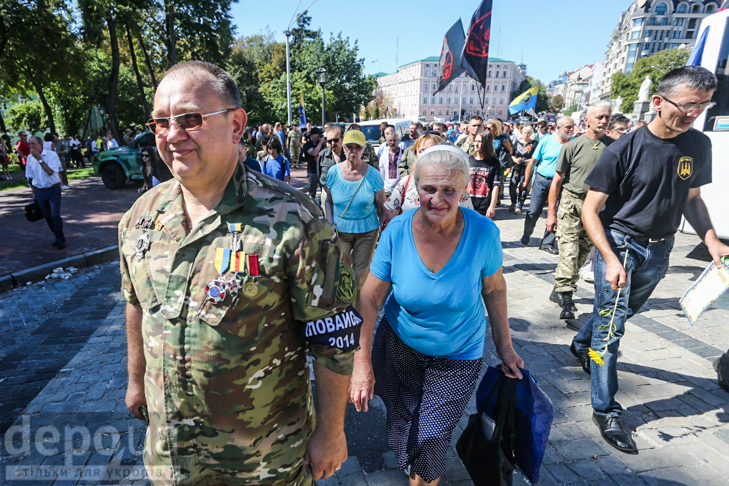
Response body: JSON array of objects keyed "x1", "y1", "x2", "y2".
[
  {"x1": 522, "y1": 172, "x2": 552, "y2": 239},
  {"x1": 509, "y1": 168, "x2": 527, "y2": 207},
  {"x1": 36, "y1": 184, "x2": 65, "y2": 243}
]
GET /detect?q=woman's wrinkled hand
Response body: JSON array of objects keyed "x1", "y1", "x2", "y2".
[
  {"x1": 497, "y1": 343, "x2": 524, "y2": 380},
  {"x1": 348, "y1": 357, "x2": 375, "y2": 412}
]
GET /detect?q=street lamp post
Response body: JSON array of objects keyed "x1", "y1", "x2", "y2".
[
  {"x1": 285, "y1": 30, "x2": 292, "y2": 126},
  {"x1": 317, "y1": 67, "x2": 327, "y2": 127}
]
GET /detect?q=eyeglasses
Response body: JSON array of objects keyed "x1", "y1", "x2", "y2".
[
  {"x1": 327, "y1": 138, "x2": 340, "y2": 144},
  {"x1": 344, "y1": 144, "x2": 364, "y2": 151},
  {"x1": 141, "y1": 154, "x2": 151, "y2": 158},
  {"x1": 661, "y1": 96, "x2": 715, "y2": 114},
  {"x1": 612, "y1": 127, "x2": 629, "y2": 134},
  {"x1": 147, "y1": 109, "x2": 235, "y2": 135},
  {"x1": 486, "y1": 126, "x2": 495, "y2": 130}
]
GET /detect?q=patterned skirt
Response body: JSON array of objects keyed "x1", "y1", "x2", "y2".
[{"x1": 372, "y1": 317, "x2": 482, "y2": 483}]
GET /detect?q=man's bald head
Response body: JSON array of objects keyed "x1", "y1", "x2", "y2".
[{"x1": 161, "y1": 60, "x2": 242, "y2": 110}]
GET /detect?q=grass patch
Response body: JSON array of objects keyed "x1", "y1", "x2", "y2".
[{"x1": 0, "y1": 165, "x2": 97, "y2": 192}]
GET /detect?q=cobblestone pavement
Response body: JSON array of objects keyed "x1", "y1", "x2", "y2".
[{"x1": 1, "y1": 203, "x2": 728, "y2": 486}]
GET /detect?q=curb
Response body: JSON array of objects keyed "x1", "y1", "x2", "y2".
[{"x1": 3, "y1": 245, "x2": 119, "y2": 291}]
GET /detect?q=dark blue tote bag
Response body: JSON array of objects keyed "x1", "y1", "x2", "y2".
[{"x1": 476, "y1": 366, "x2": 554, "y2": 483}]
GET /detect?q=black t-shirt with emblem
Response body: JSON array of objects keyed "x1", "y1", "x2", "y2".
[{"x1": 585, "y1": 126, "x2": 712, "y2": 239}]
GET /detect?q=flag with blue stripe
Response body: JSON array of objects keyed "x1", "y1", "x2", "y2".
[
  {"x1": 509, "y1": 85, "x2": 538, "y2": 115},
  {"x1": 299, "y1": 93, "x2": 307, "y2": 129}
]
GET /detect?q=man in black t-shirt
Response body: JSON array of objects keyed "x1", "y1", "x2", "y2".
[
  {"x1": 571, "y1": 67, "x2": 729, "y2": 454},
  {"x1": 301, "y1": 127, "x2": 325, "y2": 200}
]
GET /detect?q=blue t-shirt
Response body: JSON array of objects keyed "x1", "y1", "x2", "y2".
[
  {"x1": 533, "y1": 135, "x2": 563, "y2": 178},
  {"x1": 370, "y1": 208, "x2": 503, "y2": 360},
  {"x1": 262, "y1": 155, "x2": 290, "y2": 181},
  {"x1": 327, "y1": 164, "x2": 384, "y2": 234}
]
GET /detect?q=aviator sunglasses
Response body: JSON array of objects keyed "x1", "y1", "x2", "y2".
[{"x1": 147, "y1": 109, "x2": 235, "y2": 135}]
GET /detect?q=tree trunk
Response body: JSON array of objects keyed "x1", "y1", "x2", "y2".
[
  {"x1": 165, "y1": 0, "x2": 176, "y2": 67},
  {"x1": 81, "y1": 109, "x2": 92, "y2": 140},
  {"x1": 137, "y1": 30, "x2": 157, "y2": 89},
  {"x1": 125, "y1": 22, "x2": 149, "y2": 120},
  {"x1": 105, "y1": 15, "x2": 122, "y2": 143},
  {"x1": 33, "y1": 79, "x2": 55, "y2": 133},
  {"x1": 0, "y1": 111, "x2": 6, "y2": 134}
]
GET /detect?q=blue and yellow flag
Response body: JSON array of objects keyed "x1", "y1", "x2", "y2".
[
  {"x1": 298, "y1": 93, "x2": 307, "y2": 129},
  {"x1": 509, "y1": 85, "x2": 538, "y2": 115}
]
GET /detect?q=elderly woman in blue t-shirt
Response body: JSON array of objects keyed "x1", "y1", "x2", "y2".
[{"x1": 350, "y1": 145, "x2": 524, "y2": 486}]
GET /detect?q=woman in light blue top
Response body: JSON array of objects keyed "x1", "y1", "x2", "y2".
[
  {"x1": 325, "y1": 129, "x2": 385, "y2": 301},
  {"x1": 349, "y1": 145, "x2": 524, "y2": 486}
]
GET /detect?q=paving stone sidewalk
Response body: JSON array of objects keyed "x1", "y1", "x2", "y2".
[{"x1": 2, "y1": 206, "x2": 729, "y2": 485}]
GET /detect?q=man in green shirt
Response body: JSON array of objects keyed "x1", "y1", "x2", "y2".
[{"x1": 546, "y1": 102, "x2": 613, "y2": 319}]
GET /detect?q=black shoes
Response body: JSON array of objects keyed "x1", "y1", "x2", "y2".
[
  {"x1": 570, "y1": 342, "x2": 591, "y2": 375},
  {"x1": 57, "y1": 241, "x2": 66, "y2": 250},
  {"x1": 521, "y1": 234, "x2": 530, "y2": 245},
  {"x1": 550, "y1": 287, "x2": 577, "y2": 319},
  {"x1": 593, "y1": 413, "x2": 637, "y2": 453},
  {"x1": 715, "y1": 354, "x2": 729, "y2": 393},
  {"x1": 52, "y1": 241, "x2": 59, "y2": 247},
  {"x1": 541, "y1": 245, "x2": 559, "y2": 255}
]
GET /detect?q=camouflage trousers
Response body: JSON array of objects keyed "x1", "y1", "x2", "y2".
[
  {"x1": 555, "y1": 189, "x2": 593, "y2": 293},
  {"x1": 290, "y1": 145, "x2": 301, "y2": 166}
]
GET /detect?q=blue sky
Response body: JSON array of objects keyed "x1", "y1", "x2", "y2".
[{"x1": 230, "y1": 0, "x2": 633, "y2": 84}]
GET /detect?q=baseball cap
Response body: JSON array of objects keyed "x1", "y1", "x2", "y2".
[{"x1": 343, "y1": 130, "x2": 366, "y2": 147}]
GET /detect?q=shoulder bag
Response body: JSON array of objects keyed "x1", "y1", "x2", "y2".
[{"x1": 333, "y1": 170, "x2": 366, "y2": 233}]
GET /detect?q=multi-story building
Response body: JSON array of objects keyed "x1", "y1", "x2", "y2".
[
  {"x1": 374, "y1": 56, "x2": 526, "y2": 123},
  {"x1": 600, "y1": 0, "x2": 728, "y2": 99},
  {"x1": 562, "y1": 65, "x2": 595, "y2": 111}
]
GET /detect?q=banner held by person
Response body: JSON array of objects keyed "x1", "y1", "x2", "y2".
[
  {"x1": 509, "y1": 85, "x2": 539, "y2": 115},
  {"x1": 435, "y1": 19, "x2": 467, "y2": 95},
  {"x1": 298, "y1": 93, "x2": 307, "y2": 129},
  {"x1": 461, "y1": 0, "x2": 493, "y2": 107}
]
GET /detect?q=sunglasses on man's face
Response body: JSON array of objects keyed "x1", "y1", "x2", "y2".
[
  {"x1": 147, "y1": 109, "x2": 234, "y2": 135},
  {"x1": 328, "y1": 138, "x2": 340, "y2": 144}
]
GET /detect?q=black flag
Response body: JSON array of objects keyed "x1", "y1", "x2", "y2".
[
  {"x1": 435, "y1": 19, "x2": 466, "y2": 95},
  {"x1": 461, "y1": 0, "x2": 493, "y2": 91}
]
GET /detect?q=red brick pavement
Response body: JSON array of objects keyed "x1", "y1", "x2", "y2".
[{"x1": 0, "y1": 166, "x2": 312, "y2": 277}]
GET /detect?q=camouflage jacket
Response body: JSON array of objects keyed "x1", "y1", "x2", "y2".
[
  {"x1": 119, "y1": 163, "x2": 357, "y2": 486},
  {"x1": 287, "y1": 130, "x2": 302, "y2": 149},
  {"x1": 457, "y1": 136, "x2": 476, "y2": 157}
]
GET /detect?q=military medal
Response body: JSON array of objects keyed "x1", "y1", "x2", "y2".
[
  {"x1": 135, "y1": 233, "x2": 150, "y2": 261},
  {"x1": 204, "y1": 279, "x2": 227, "y2": 303},
  {"x1": 225, "y1": 276, "x2": 242, "y2": 295},
  {"x1": 155, "y1": 220, "x2": 164, "y2": 231},
  {"x1": 242, "y1": 281, "x2": 259, "y2": 297}
]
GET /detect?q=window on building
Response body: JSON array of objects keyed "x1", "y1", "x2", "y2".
[
  {"x1": 631, "y1": 31, "x2": 641, "y2": 40},
  {"x1": 471, "y1": 84, "x2": 476, "y2": 91},
  {"x1": 438, "y1": 110, "x2": 442, "y2": 115},
  {"x1": 432, "y1": 83, "x2": 436, "y2": 90},
  {"x1": 423, "y1": 97, "x2": 428, "y2": 104},
  {"x1": 470, "y1": 97, "x2": 474, "y2": 104},
  {"x1": 503, "y1": 70, "x2": 508, "y2": 78},
  {"x1": 634, "y1": 18, "x2": 644, "y2": 27},
  {"x1": 495, "y1": 70, "x2": 500, "y2": 78},
  {"x1": 488, "y1": 71, "x2": 492, "y2": 78},
  {"x1": 498, "y1": 109, "x2": 503, "y2": 115},
  {"x1": 432, "y1": 97, "x2": 436, "y2": 104},
  {"x1": 661, "y1": 18, "x2": 668, "y2": 25},
  {"x1": 486, "y1": 84, "x2": 490, "y2": 91},
  {"x1": 430, "y1": 110, "x2": 435, "y2": 115},
  {"x1": 677, "y1": 4, "x2": 686, "y2": 13},
  {"x1": 648, "y1": 17, "x2": 655, "y2": 25},
  {"x1": 644, "y1": 42, "x2": 651, "y2": 50},
  {"x1": 692, "y1": 4, "x2": 702, "y2": 13},
  {"x1": 423, "y1": 110, "x2": 427, "y2": 115},
  {"x1": 447, "y1": 97, "x2": 451, "y2": 104},
  {"x1": 500, "y1": 98, "x2": 505, "y2": 104},
  {"x1": 654, "y1": 2, "x2": 667, "y2": 15},
  {"x1": 485, "y1": 97, "x2": 490, "y2": 104},
  {"x1": 626, "y1": 43, "x2": 638, "y2": 71},
  {"x1": 455, "y1": 85, "x2": 459, "y2": 92},
  {"x1": 679, "y1": 19, "x2": 684, "y2": 26},
  {"x1": 424, "y1": 83, "x2": 428, "y2": 90},
  {"x1": 439, "y1": 97, "x2": 443, "y2": 104},
  {"x1": 706, "y1": 4, "x2": 716, "y2": 13},
  {"x1": 502, "y1": 84, "x2": 506, "y2": 91}
]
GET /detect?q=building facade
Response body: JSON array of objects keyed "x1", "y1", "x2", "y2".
[
  {"x1": 375, "y1": 56, "x2": 526, "y2": 123},
  {"x1": 600, "y1": 0, "x2": 728, "y2": 99}
]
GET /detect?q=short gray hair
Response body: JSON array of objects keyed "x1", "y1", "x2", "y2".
[
  {"x1": 556, "y1": 116, "x2": 573, "y2": 128},
  {"x1": 413, "y1": 145, "x2": 469, "y2": 190},
  {"x1": 30, "y1": 136, "x2": 43, "y2": 145},
  {"x1": 586, "y1": 101, "x2": 612, "y2": 116},
  {"x1": 656, "y1": 66, "x2": 717, "y2": 98},
  {"x1": 162, "y1": 60, "x2": 242, "y2": 109}
]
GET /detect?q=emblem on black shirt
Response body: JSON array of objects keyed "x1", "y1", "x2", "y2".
[{"x1": 677, "y1": 156, "x2": 693, "y2": 180}]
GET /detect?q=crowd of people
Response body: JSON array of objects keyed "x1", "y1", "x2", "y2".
[{"x1": 112, "y1": 60, "x2": 729, "y2": 486}]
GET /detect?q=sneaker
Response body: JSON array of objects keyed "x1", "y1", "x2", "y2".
[
  {"x1": 62, "y1": 185, "x2": 71, "y2": 190},
  {"x1": 521, "y1": 234, "x2": 530, "y2": 245},
  {"x1": 509, "y1": 204, "x2": 516, "y2": 212}
]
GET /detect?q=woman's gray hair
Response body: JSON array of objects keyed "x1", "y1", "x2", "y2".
[{"x1": 413, "y1": 145, "x2": 470, "y2": 190}]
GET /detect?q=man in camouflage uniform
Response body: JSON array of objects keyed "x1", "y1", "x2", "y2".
[
  {"x1": 122, "y1": 61, "x2": 359, "y2": 486},
  {"x1": 288, "y1": 125, "x2": 303, "y2": 167},
  {"x1": 545, "y1": 102, "x2": 613, "y2": 319},
  {"x1": 455, "y1": 116, "x2": 483, "y2": 157}
]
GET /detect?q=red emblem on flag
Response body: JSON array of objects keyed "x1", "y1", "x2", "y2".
[{"x1": 465, "y1": 12, "x2": 491, "y2": 57}]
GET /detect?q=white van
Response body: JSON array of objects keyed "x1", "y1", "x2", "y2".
[
  {"x1": 678, "y1": 9, "x2": 729, "y2": 239},
  {"x1": 358, "y1": 118, "x2": 413, "y2": 151}
]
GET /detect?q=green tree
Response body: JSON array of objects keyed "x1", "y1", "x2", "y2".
[
  {"x1": 550, "y1": 94, "x2": 564, "y2": 112},
  {"x1": 564, "y1": 104, "x2": 579, "y2": 116},
  {"x1": 373, "y1": 103, "x2": 380, "y2": 119},
  {"x1": 610, "y1": 48, "x2": 690, "y2": 113},
  {"x1": 6, "y1": 100, "x2": 46, "y2": 134}
]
